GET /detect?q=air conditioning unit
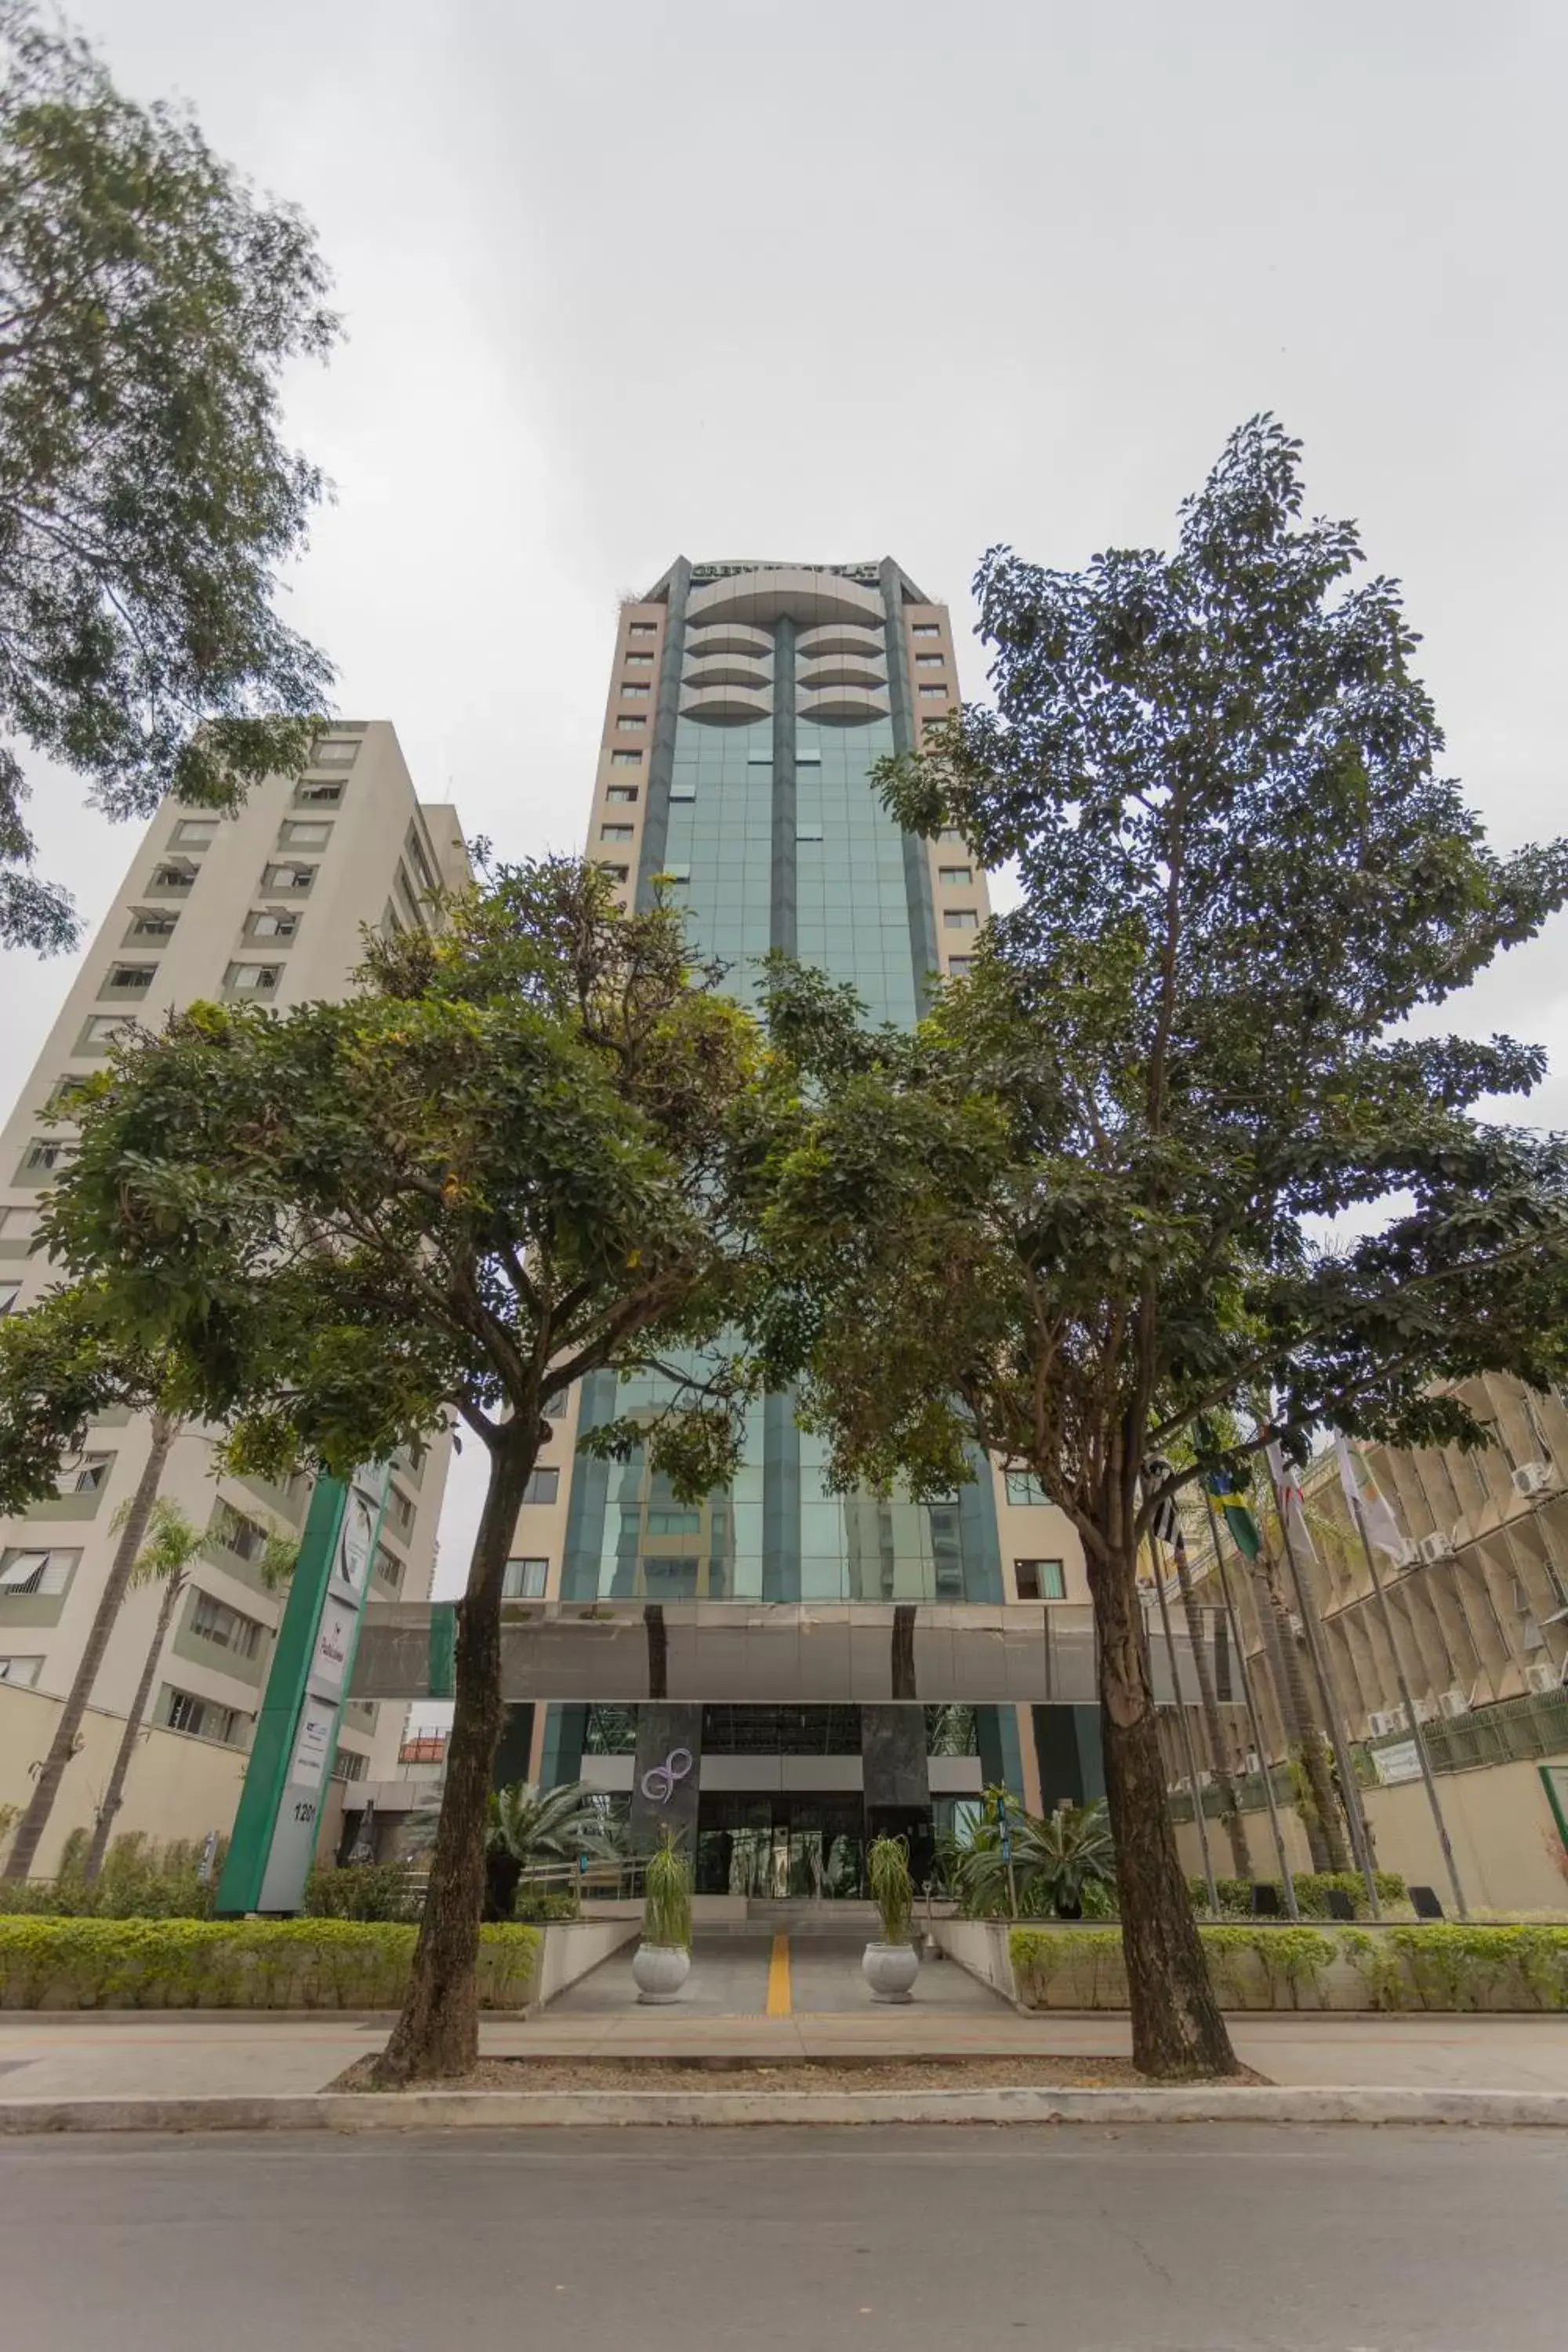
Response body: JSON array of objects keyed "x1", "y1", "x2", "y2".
[
  {"x1": 1414, "y1": 1695, "x2": 1439, "y2": 1724},
  {"x1": 1439, "y1": 1687, "x2": 1471, "y2": 1719},
  {"x1": 1244, "y1": 1750, "x2": 1261, "y2": 1775},
  {"x1": 1395, "y1": 1540, "x2": 1421, "y2": 1568},
  {"x1": 1512, "y1": 1462, "x2": 1558, "y2": 1500},
  {"x1": 1525, "y1": 1661, "x2": 1563, "y2": 1695},
  {"x1": 1288, "y1": 1613, "x2": 1305, "y2": 1640},
  {"x1": 1418, "y1": 1532, "x2": 1455, "y2": 1565},
  {"x1": 1369, "y1": 1707, "x2": 1409, "y2": 1737}
]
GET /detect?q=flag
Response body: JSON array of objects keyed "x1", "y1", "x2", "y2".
[
  {"x1": 1266, "y1": 1441, "x2": 1318, "y2": 1562},
  {"x1": 1206, "y1": 1466, "x2": 1262, "y2": 1559},
  {"x1": 1140, "y1": 1455, "x2": 1181, "y2": 1546},
  {"x1": 1334, "y1": 1434, "x2": 1406, "y2": 1561}
]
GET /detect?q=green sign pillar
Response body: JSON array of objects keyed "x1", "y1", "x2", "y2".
[{"x1": 216, "y1": 1464, "x2": 392, "y2": 1915}]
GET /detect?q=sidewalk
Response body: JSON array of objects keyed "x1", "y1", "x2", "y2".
[{"x1": 2, "y1": 2007, "x2": 1566, "y2": 2101}]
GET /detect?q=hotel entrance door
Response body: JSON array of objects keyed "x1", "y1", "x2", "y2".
[{"x1": 695, "y1": 1794, "x2": 869, "y2": 1900}]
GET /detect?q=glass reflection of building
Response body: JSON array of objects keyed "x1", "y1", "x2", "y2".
[{"x1": 506, "y1": 562, "x2": 1097, "y2": 1895}]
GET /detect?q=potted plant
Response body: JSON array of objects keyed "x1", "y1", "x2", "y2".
[
  {"x1": 863, "y1": 1833, "x2": 920, "y2": 2002},
  {"x1": 631, "y1": 1828, "x2": 692, "y2": 2003}
]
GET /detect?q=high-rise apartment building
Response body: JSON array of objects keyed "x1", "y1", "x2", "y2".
[
  {"x1": 0, "y1": 725, "x2": 467, "y2": 1873},
  {"x1": 490, "y1": 561, "x2": 1097, "y2": 1891}
]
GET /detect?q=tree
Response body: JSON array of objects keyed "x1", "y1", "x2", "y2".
[
  {"x1": 755, "y1": 418, "x2": 1568, "y2": 2077},
  {"x1": 81, "y1": 1497, "x2": 295, "y2": 1883},
  {"x1": 0, "y1": 0, "x2": 338, "y2": 949},
  {"x1": 485, "y1": 1779, "x2": 620, "y2": 1920},
  {"x1": 37, "y1": 859, "x2": 767, "y2": 2081},
  {"x1": 0, "y1": 1287, "x2": 211, "y2": 1883},
  {"x1": 1167, "y1": 1533, "x2": 1251, "y2": 1881}
]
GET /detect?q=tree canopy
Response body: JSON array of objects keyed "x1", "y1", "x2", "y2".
[
  {"x1": 0, "y1": 0, "x2": 338, "y2": 949},
  {"x1": 755, "y1": 417, "x2": 1568, "y2": 2074},
  {"x1": 31, "y1": 857, "x2": 770, "y2": 2077}
]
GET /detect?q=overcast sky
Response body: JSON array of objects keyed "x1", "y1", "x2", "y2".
[{"x1": 4, "y1": 0, "x2": 1566, "y2": 1593}]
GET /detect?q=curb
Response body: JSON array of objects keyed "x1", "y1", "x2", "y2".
[{"x1": 3, "y1": 2085, "x2": 1568, "y2": 2133}]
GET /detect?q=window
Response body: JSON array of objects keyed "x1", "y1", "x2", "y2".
[
  {"x1": 405, "y1": 830, "x2": 436, "y2": 895},
  {"x1": 659, "y1": 862, "x2": 691, "y2": 884},
  {"x1": 0, "y1": 1204, "x2": 41, "y2": 1240},
  {"x1": 946, "y1": 957, "x2": 974, "y2": 978},
  {"x1": 166, "y1": 1689, "x2": 241, "y2": 1743},
  {"x1": 332, "y1": 1747, "x2": 368, "y2": 1782},
  {"x1": 387, "y1": 1484, "x2": 416, "y2": 1537},
  {"x1": 0, "y1": 1548, "x2": 77, "y2": 1595},
  {"x1": 601, "y1": 823, "x2": 634, "y2": 842},
  {"x1": 47, "y1": 1076, "x2": 93, "y2": 1116},
  {"x1": 191, "y1": 1591, "x2": 264, "y2": 1658},
  {"x1": 614, "y1": 716, "x2": 645, "y2": 732},
  {"x1": 280, "y1": 821, "x2": 331, "y2": 848},
  {"x1": 912, "y1": 622, "x2": 941, "y2": 638},
  {"x1": 103, "y1": 964, "x2": 155, "y2": 993},
  {"x1": 394, "y1": 1438, "x2": 427, "y2": 1487},
  {"x1": 309, "y1": 739, "x2": 360, "y2": 766},
  {"x1": 0, "y1": 1281, "x2": 20, "y2": 1315},
  {"x1": 245, "y1": 909, "x2": 298, "y2": 941},
  {"x1": 610, "y1": 748, "x2": 643, "y2": 767},
  {"x1": 628, "y1": 621, "x2": 657, "y2": 637},
  {"x1": 213, "y1": 1504, "x2": 268, "y2": 1563},
  {"x1": 294, "y1": 781, "x2": 343, "y2": 806},
  {"x1": 225, "y1": 963, "x2": 281, "y2": 993},
  {"x1": 372, "y1": 1544, "x2": 404, "y2": 1594},
  {"x1": 1004, "y1": 1472, "x2": 1050, "y2": 1506},
  {"x1": 919, "y1": 684, "x2": 947, "y2": 700},
  {"x1": 620, "y1": 683, "x2": 650, "y2": 699},
  {"x1": 503, "y1": 1556, "x2": 549, "y2": 1599},
  {"x1": 150, "y1": 862, "x2": 197, "y2": 891},
  {"x1": 261, "y1": 862, "x2": 317, "y2": 892},
  {"x1": 68, "y1": 1454, "x2": 112, "y2": 1494},
  {"x1": 624, "y1": 650, "x2": 654, "y2": 666},
  {"x1": 942, "y1": 908, "x2": 979, "y2": 931},
  {"x1": 796, "y1": 746, "x2": 821, "y2": 764},
  {"x1": 599, "y1": 862, "x2": 629, "y2": 884},
  {"x1": 521, "y1": 1467, "x2": 559, "y2": 1507},
  {"x1": 915, "y1": 653, "x2": 946, "y2": 669},
  {"x1": 938, "y1": 866, "x2": 972, "y2": 887},
  {"x1": 797, "y1": 822, "x2": 824, "y2": 843},
  {"x1": 171, "y1": 819, "x2": 218, "y2": 848},
  {"x1": 938, "y1": 828, "x2": 965, "y2": 847},
  {"x1": 0, "y1": 1657, "x2": 42, "y2": 1686},
  {"x1": 1014, "y1": 1559, "x2": 1066, "y2": 1601},
  {"x1": 669, "y1": 780, "x2": 695, "y2": 801},
  {"x1": 606, "y1": 785, "x2": 639, "y2": 804},
  {"x1": 79, "y1": 1014, "x2": 135, "y2": 1054},
  {"x1": 127, "y1": 909, "x2": 177, "y2": 941},
  {"x1": 20, "y1": 1138, "x2": 66, "y2": 1175},
  {"x1": 646, "y1": 1508, "x2": 701, "y2": 1536}
]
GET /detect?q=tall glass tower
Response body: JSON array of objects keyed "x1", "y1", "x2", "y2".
[{"x1": 509, "y1": 562, "x2": 1096, "y2": 1895}]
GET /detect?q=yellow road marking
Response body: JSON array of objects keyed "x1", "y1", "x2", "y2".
[{"x1": 765, "y1": 1933, "x2": 792, "y2": 2017}]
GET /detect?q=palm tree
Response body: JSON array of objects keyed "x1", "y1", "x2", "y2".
[
  {"x1": 81, "y1": 1499, "x2": 296, "y2": 1882},
  {"x1": 948, "y1": 1795, "x2": 1116, "y2": 1919},
  {"x1": 484, "y1": 1779, "x2": 622, "y2": 1919}
]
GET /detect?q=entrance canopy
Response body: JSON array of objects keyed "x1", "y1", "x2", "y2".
[{"x1": 350, "y1": 1599, "x2": 1235, "y2": 1710}]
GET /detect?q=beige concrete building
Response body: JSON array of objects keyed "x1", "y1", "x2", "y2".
[
  {"x1": 0, "y1": 724, "x2": 467, "y2": 1874},
  {"x1": 1163, "y1": 1374, "x2": 1568, "y2": 1907}
]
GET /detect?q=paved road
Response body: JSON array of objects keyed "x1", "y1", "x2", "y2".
[{"x1": 2, "y1": 2126, "x2": 1563, "y2": 2350}]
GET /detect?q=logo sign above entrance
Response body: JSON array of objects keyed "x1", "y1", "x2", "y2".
[{"x1": 640, "y1": 1747, "x2": 694, "y2": 1805}]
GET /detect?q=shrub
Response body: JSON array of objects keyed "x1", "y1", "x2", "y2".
[
  {"x1": 303, "y1": 1864, "x2": 423, "y2": 1923},
  {"x1": 1009, "y1": 1922, "x2": 1568, "y2": 2013},
  {"x1": 868, "y1": 1834, "x2": 915, "y2": 1945},
  {"x1": 514, "y1": 1888, "x2": 580, "y2": 1923},
  {"x1": 1188, "y1": 1871, "x2": 1407, "y2": 1920},
  {"x1": 0, "y1": 1916, "x2": 539, "y2": 2009},
  {"x1": 0, "y1": 1831, "x2": 227, "y2": 1918},
  {"x1": 642, "y1": 1830, "x2": 691, "y2": 1951}
]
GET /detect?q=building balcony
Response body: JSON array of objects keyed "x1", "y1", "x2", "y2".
[{"x1": 680, "y1": 684, "x2": 773, "y2": 727}]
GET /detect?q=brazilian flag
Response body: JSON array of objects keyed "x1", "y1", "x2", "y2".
[{"x1": 1207, "y1": 1468, "x2": 1262, "y2": 1560}]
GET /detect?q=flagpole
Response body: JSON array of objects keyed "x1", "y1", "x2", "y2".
[
  {"x1": 1200, "y1": 1488, "x2": 1301, "y2": 1922},
  {"x1": 1347, "y1": 1489, "x2": 1469, "y2": 1919},
  {"x1": 1148, "y1": 1532, "x2": 1221, "y2": 1917},
  {"x1": 1266, "y1": 1454, "x2": 1383, "y2": 1922}
]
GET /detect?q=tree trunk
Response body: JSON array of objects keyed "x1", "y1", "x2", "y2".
[
  {"x1": 1091, "y1": 1530, "x2": 1240, "y2": 2078},
  {"x1": 2, "y1": 1414, "x2": 176, "y2": 1886},
  {"x1": 82, "y1": 1570, "x2": 185, "y2": 1883},
  {"x1": 372, "y1": 1426, "x2": 535, "y2": 2086},
  {"x1": 1259, "y1": 1559, "x2": 1348, "y2": 1872},
  {"x1": 1172, "y1": 1538, "x2": 1250, "y2": 1881}
]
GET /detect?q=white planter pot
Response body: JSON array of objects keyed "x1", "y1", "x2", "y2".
[
  {"x1": 862, "y1": 1940, "x2": 920, "y2": 2003},
  {"x1": 632, "y1": 1942, "x2": 691, "y2": 2005}
]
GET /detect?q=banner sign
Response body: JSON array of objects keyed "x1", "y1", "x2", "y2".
[{"x1": 216, "y1": 1462, "x2": 393, "y2": 1916}]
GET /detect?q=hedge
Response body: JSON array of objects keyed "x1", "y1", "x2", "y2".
[
  {"x1": 0, "y1": 1916, "x2": 540, "y2": 2010},
  {"x1": 1009, "y1": 1922, "x2": 1568, "y2": 2013},
  {"x1": 1186, "y1": 1873, "x2": 1409, "y2": 1920}
]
